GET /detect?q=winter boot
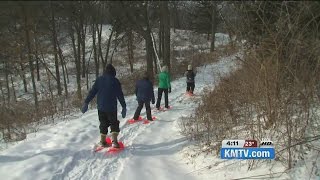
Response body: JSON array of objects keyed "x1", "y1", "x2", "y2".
[
  {"x1": 111, "y1": 132, "x2": 120, "y2": 148},
  {"x1": 99, "y1": 134, "x2": 108, "y2": 147}
]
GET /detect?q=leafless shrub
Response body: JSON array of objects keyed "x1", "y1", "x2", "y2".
[{"x1": 181, "y1": 1, "x2": 320, "y2": 173}]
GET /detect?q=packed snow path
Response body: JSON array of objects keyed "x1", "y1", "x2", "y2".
[{"x1": 0, "y1": 55, "x2": 238, "y2": 180}]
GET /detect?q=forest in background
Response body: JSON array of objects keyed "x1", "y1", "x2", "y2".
[
  {"x1": 1, "y1": 1, "x2": 319, "y2": 174},
  {"x1": 0, "y1": 1, "x2": 230, "y2": 142}
]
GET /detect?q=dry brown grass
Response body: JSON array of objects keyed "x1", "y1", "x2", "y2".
[{"x1": 180, "y1": 1, "x2": 320, "y2": 171}]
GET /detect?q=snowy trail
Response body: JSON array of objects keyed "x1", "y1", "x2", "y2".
[{"x1": 0, "y1": 54, "x2": 238, "y2": 180}]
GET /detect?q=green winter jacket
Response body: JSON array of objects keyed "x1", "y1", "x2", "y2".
[{"x1": 158, "y1": 71, "x2": 171, "y2": 89}]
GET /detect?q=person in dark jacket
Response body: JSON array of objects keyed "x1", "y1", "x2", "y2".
[
  {"x1": 133, "y1": 71, "x2": 155, "y2": 121},
  {"x1": 184, "y1": 65, "x2": 196, "y2": 94},
  {"x1": 81, "y1": 64, "x2": 126, "y2": 148}
]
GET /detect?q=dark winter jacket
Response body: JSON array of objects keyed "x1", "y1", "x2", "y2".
[
  {"x1": 185, "y1": 70, "x2": 196, "y2": 83},
  {"x1": 135, "y1": 78, "x2": 155, "y2": 103},
  {"x1": 84, "y1": 64, "x2": 126, "y2": 113}
]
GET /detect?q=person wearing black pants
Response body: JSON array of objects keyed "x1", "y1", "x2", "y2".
[
  {"x1": 185, "y1": 65, "x2": 196, "y2": 94},
  {"x1": 81, "y1": 64, "x2": 127, "y2": 148},
  {"x1": 133, "y1": 101, "x2": 152, "y2": 121},
  {"x1": 156, "y1": 65, "x2": 171, "y2": 110},
  {"x1": 98, "y1": 111, "x2": 120, "y2": 134},
  {"x1": 186, "y1": 82, "x2": 195, "y2": 93},
  {"x1": 156, "y1": 88, "x2": 169, "y2": 109},
  {"x1": 133, "y1": 71, "x2": 155, "y2": 121}
]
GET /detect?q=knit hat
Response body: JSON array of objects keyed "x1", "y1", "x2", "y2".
[
  {"x1": 104, "y1": 64, "x2": 116, "y2": 76},
  {"x1": 188, "y1": 65, "x2": 192, "y2": 70},
  {"x1": 142, "y1": 71, "x2": 149, "y2": 79},
  {"x1": 162, "y1": 65, "x2": 168, "y2": 72}
]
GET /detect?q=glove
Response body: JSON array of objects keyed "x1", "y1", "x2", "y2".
[
  {"x1": 81, "y1": 103, "x2": 88, "y2": 113},
  {"x1": 168, "y1": 87, "x2": 171, "y2": 93},
  {"x1": 121, "y1": 108, "x2": 127, "y2": 118}
]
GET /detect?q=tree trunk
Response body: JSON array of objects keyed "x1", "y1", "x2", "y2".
[
  {"x1": 172, "y1": 2, "x2": 178, "y2": 33},
  {"x1": 24, "y1": 8, "x2": 38, "y2": 109},
  {"x1": 151, "y1": 32, "x2": 160, "y2": 74},
  {"x1": 19, "y1": 60, "x2": 28, "y2": 93},
  {"x1": 35, "y1": 53, "x2": 40, "y2": 81},
  {"x1": 46, "y1": 67, "x2": 54, "y2": 103},
  {"x1": 70, "y1": 24, "x2": 82, "y2": 101},
  {"x1": 127, "y1": 29, "x2": 134, "y2": 73},
  {"x1": 77, "y1": 26, "x2": 82, "y2": 100},
  {"x1": 57, "y1": 38, "x2": 68, "y2": 97},
  {"x1": 110, "y1": 33, "x2": 124, "y2": 64},
  {"x1": 0, "y1": 81, "x2": 5, "y2": 104},
  {"x1": 92, "y1": 23, "x2": 99, "y2": 78},
  {"x1": 210, "y1": 2, "x2": 218, "y2": 52},
  {"x1": 159, "y1": 2, "x2": 163, "y2": 60},
  {"x1": 10, "y1": 75, "x2": 16, "y2": 102},
  {"x1": 153, "y1": 47, "x2": 158, "y2": 75},
  {"x1": 57, "y1": 42, "x2": 69, "y2": 83},
  {"x1": 146, "y1": 34, "x2": 154, "y2": 82},
  {"x1": 86, "y1": 48, "x2": 93, "y2": 90},
  {"x1": 51, "y1": 5, "x2": 62, "y2": 95},
  {"x1": 161, "y1": 1, "x2": 171, "y2": 73},
  {"x1": 81, "y1": 16, "x2": 86, "y2": 78},
  {"x1": 33, "y1": 33, "x2": 41, "y2": 82},
  {"x1": 144, "y1": 2, "x2": 155, "y2": 81},
  {"x1": 40, "y1": 50, "x2": 57, "y2": 81},
  {"x1": 104, "y1": 28, "x2": 114, "y2": 68},
  {"x1": 5, "y1": 62, "x2": 10, "y2": 103},
  {"x1": 97, "y1": 23, "x2": 104, "y2": 71}
]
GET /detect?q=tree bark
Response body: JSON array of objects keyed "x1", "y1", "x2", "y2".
[
  {"x1": 5, "y1": 62, "x2": 10, "y2": 103},
  {"x1": 51, "y1": 4, "x2": 62, "y2": 95},
  {"x1": 104, "y1": 27, "x2": 114, "y2": 68},
  {"x1": 33, "y1": 31, "x2": 41, "y2": 82},
  {"x1": 80, "y1": 5, "x2": 87, "y2": 79},
  {"x1": 19, "y1": 61, "x2": 27, "y2": 93},
  {"x1": 145, "y1": 33, "x2": 154, "y2": 82},
  {"x1": 159, "y1": 2, "x2": 163, "y2": 60},
  {"x1": 210, "y1": 2, "x2": 218, "y2": 52},
  {"x1": 57, "y1": 43, "x2": 69, "y2": 83},
  {"x1": 127, "y1": 29, "x2": 134, "y2": 73},
  {"x1": 153, "y1": 46, "x2": 158, "y2": 75},
  {"x1": 35, "y1": 52, "x2": 40, "y2": 81},
  {"x1": 172, "y1": 2, "x2": 179, "y2": 32},
  {"x1": 23, "y1": 6, "x2": 38, "y2": 109},
  {"x1": 57, "y1": 38, "x2": 68, "y2": 97},
  {"x1": 81, "y1": 23, "x2": 86, "y2": 78},
  {"x1": 161, "y1": 1, "x2": 171, "y2": 73},
  {"x1": 0, "y1": 81, "x2": 5, "y2": 104},
  {"x1": 92, "y1": 23, "x2": 99, "y2": 78},
  {"x1": 144, "y1": 2, "x2": 155, "y2": 81},
  {"x1": 10, "y1": 75, "x2": 16, "y2": 102},
  {"x1": 70, "y1": 23, "x2": 82, "y2": 101},
  {"x1": 97, "y1": 23, "x2": 104, "y2": 70},
  {"x1": 76, "y1": 25, "x2": 82, "y2": 99}
]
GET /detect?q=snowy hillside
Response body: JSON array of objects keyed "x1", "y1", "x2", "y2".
[{"x1": 0, "y1": 53, "x2": 239, "y2": 180}]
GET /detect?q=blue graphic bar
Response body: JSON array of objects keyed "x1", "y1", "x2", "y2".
[{"x1": 220, "y1": 148, "x2": 275, "y2": 159}]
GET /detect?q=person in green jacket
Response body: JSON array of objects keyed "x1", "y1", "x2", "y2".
[{"x1": 156, "y1": 65, "x2": 171, "y2": 110}]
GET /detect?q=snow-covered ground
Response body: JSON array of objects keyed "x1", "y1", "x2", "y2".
[
  {"x1": 0, "y1": 52, "x2": 240, "y2": 180},
  {"x1": 1, "y1": 51, "x2": 318, "y2": 180}
]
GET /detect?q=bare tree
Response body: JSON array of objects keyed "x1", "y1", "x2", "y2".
[
  {"x1": 160, "y1": 1, "x2": 171, "y2": 72},
  {"x1": 21, "y1": 3, "x2": 38, "y2": 109},
  {"x1": 210, "y1": 2, "x2": 218, "y2": 52},
  {"x1": 127, "y1": 28, "x2": 134, "y2": 73},
  {"x1": 50, "y1": 1, "x2": 62, "y2": 95}
]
